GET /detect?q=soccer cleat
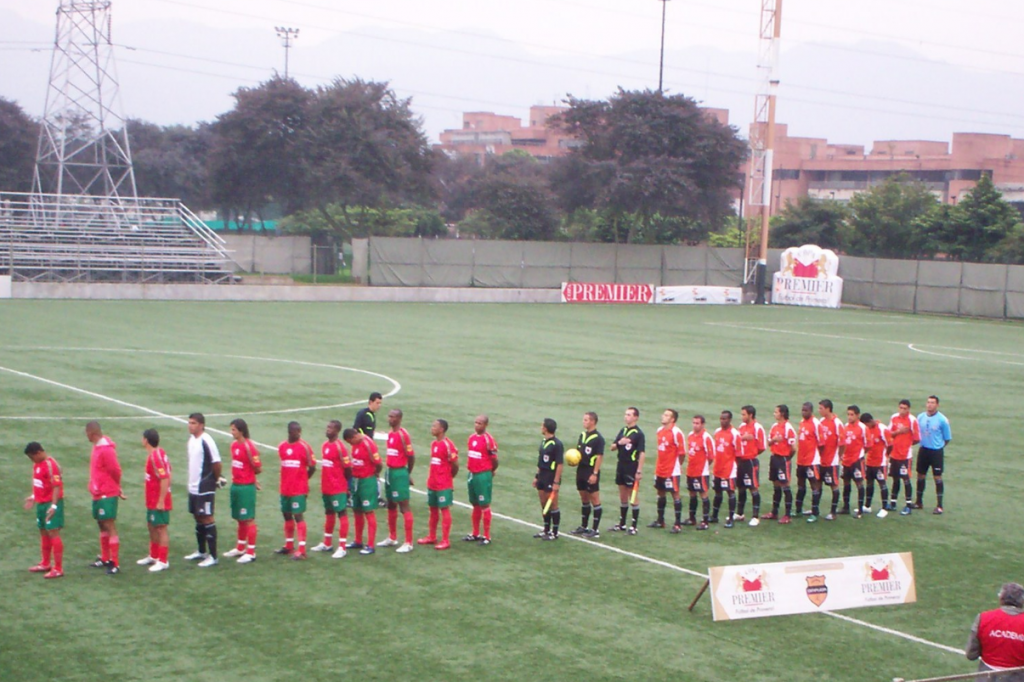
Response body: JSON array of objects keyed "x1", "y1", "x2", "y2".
[
  {"x1": 861, "y1": 506, "x2": 872, "y2": 513},
  {"x1": 732, "y1": 514, "x2": 746, "y2": 522},
  {"x1": 806, "y1": 515, "x2": 818, "y2": 523},
  {"x1": 647, "y1": 520, "x2": 665, "y2": 529},
  {"x1": 708, "y1": 516, "x2": 719, "y2": 525},
  {"x1": 695, "y1": 522, "x2": 709, "y2": 531},
  {"x1": 396, "y1": 543, "x2": 414, "y2": 554},
  {"x1": 761, "y1": 512, "x2": 777, "y2": 520},
  {"x1": 681, "y1": 518, "x2": 696, "y2": 526},
  {"x1": 670, "y1": 524, "x2": 683, "y2": 534},
  {"x1": 330, "y1": 547, "x2": 347, "y2": 559},
  {"x1": 912, "y1": 502, "x2": 923, "y2": 510},
  {"x1": 877, "y1": 509, "x2": 889, "y2": 518},
  {"x1": 933, "y1": 506, "x2": 944, "y2": 515},
  {"x1": 183, "y1": 551, "x2": 206, "y2": 561},
  {"x1": 90, "y1": 558, "x2": 108, "y2": 568},
  {"x1": 532, "y1": 531, "x2": 549, "y2": 539},
  {"x1": 43, "y1": 569, "x2": 64, "y2": 579},
  {"x1": 583, "y1": 529, "x2": 600, "y2": 539},
  {"x1": 344, "y1": 541, "x2": 364, "y2": 550},
  {"x1": 886, "y1": 501, "x2": 898, "y2": 512},
  {"x1": 238, "y1": 554, "x2": 257, "y2": 564},
  {"x1": 291, "y1": 552, "x2": 307, "y2": 561},
  {"x1": 149, "y1": 561, "x2": 169, "y2": 573},
  {"x1": 778, "y1": 515, "x2": 791, "y2": 524},
  {"x1": 359, "y1": 546, "x2": 376, "y2": 555},
  {"x1": 608, "y1": 524, "x2": 626, "y2": 532},
  {"x1": 434, "y1": 541, "x2": 451, "y2": 551},
  {"x1": 568, "y1": 526, "x2": 588, "y2": 536},
  {"x1": 802, "y1": 510, "x2": 813, "y2": 516},
  {"x1": 378, "y1": 537, "x2": 399, "y2": 548},
  {"x1": 462, "y1": 534, "x2": 481, "y2": 542},
  {"x1": 29, "y1": 563, "x2": 52, "y2": 573},
  {"x1": 852, "y1": 510, "x2": 863, "y2": 519},
  {"x1": 900, "y1": 505, "x2": 912, "y2": 516},
  {"x1": 824, "y1": 513, "x2": 836, "y2": 521},
  {"x1": 197, "y1": 556, "x2": 218, "y2": 568},
  {"x1": 417, "y1": 536, "x2": 437, "y2": 545},
  {"x1": 838, "y1": 507, "x2": 851, "y2": 515},
  {"x1": 724, "y1": 519, "x2": 734, "y2": 529},
  {"x1": 273, "y1": 546, "x2": 293, "y2": 555},
  {"x1": 542, "y1": 533, "x2": 559, "y2": 541},
  {"x1": 626, "y1": 526, "x2": 638, "y2": 536},
  {"x1": 106, "y1": 564, "x2": 120, "y2": 575},
  {"x1": 222, "y1": 548, "x2": 246, "y2": 558},
  {"x1": 479, "y1": 537, "x2": 492, "y2": 545},
  {"x1": 136, "y1": 556, "x2": 156, "y2": 566},
  {"x1": 749, "y1": 517, "x2": 760, "y2": 527},
  {"x1": 309, "y1": 543, "x2": 332, "y2": 553}
]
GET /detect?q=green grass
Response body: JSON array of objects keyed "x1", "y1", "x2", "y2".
[{"x1": 0, "y1": 301, "x2": 1020, "y2": 682}]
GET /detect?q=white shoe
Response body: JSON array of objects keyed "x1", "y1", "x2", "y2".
[
  {"x1": 237, "y1": 554, "x2": 256, "y2": 564},
  {"x1": 197, "y1": 556, "x2": 219, "y2": 568},
  {"x1": 396, "y1": 543, "x2": 414, "y2": 554},
  {"x1": 378, "y1": 537, "x2": 399, "y2": 548},
  {"x1": 310, "y1": 542, "x2": 332, "y2": 552},
  {"x1": 748, "y1": 518, "x2": 760, "y2": 527},
  {"x1": 183, "y1": 551, "x2": 207, "y2": 561},
  {"x1": 877, "y1": 509, "x2": 888, "y2": 518},
  {"x1": 137, "y1": 556, "x2": 156, "y2": 566},
  {"x1": 331, "y1": 547, "x2": 347, "y2": 559},
  {"x1": 148, "y1": 561, "x2": 169, "y2": 572},
  {"x1": 861, "y1": 506, "x2": 872, "y2": 513},
  {"x1": 223, "y1": 547, "x2": 246, "y2": 558}
]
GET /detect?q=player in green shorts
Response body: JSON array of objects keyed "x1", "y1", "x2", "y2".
[
  {"x1": 23, "y1": 442, "x2": 65, "y2": 579},
  {"x1": 139, "y1": 428, "x2": 173, "y2": 572}
]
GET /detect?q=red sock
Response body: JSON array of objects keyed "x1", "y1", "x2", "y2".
[
  {"x1": 284, "y1": 519, "x2": 295, "y2": 551},
  {"x1": 483, "y1": 507, "x2": 492, "y2": 539},
  {"x1": 472, "y1": 506, "x2": 481, "y2": 536},
  {"x1": 354, "y1": 513, "x2": 364, "y2": 544},
  {"x1": 100, "y1": 532, "x2": 110, "y2": 562},
  {"x1": 441, "y1": 508, "x2": 452, "y2": 543},
  {"x1": 108, "y1": 535, "x2": 120, "y2": 567},
  {"x1": 388, "y1": 507, "x2": 398, "y2": 541},
  {"x1": 324, "y1": 515, "x2": 336, "y2": 547},
  {"x1": 149, "y1": 541, "x2": 157, "y2": 559},
  {"x1": 52, "y1": 536, "x2": 64, "y2": 571},
  {"x1": 366, "y1": 513, "x2": 377, "y2": 548},
  {"x1": 296, "y1": 521, "x2": 307, "y2": 553},
  {"x1": 338, "y1": 514, "x2": 349, "y2": 543},
  {"x1": 403, "y1": 511, "x2": 414, "y2": 545},
  {"x1": 246, "y1": 522, "x2": 258, "y2": 555},
  {"x1": 429, "y1": 506, "x2": 439, "y2": 538},
  {"x1": 237, "y1": 522, "x2": 248, "y2": 550},
  {"x1": 159, "y1": 544, "x2": 169, "y2": 563},
  {"x1": 41, "y1": 535, "x2": 52, "y2": 566}
]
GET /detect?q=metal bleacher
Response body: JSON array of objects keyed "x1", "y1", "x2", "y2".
[{"x1": 0, "y1": 192, "x2": 236, "y2": 283}]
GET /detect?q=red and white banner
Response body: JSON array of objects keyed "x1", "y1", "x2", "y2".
[
  {"x1": 709, "y1": 552, "x2": 917, "y2": 621},
  {"x1": 772, "y1": 244, "x2": 843, "y2": 308},
  {"x1": 561, "y1": 282, "x2": 654, "y2": 304}
]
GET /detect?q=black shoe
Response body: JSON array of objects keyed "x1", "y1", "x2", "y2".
[
  {"x1": 344, "y1": 541, "x2": 363, "y2": 550},
  {"x1": 584, "y1": 528, "x2": 601, "y2": 539},
  {"x1": 681, "y1": 518, "x2": 696, "y2": 526},
  {"x1": 568, "y1": 526, "x2": 588, "y2": 536},
  {"x1": 542, "y1": 533, "x2": 559, "y2": 541},
  {"x1": 608, "y1": 524, "x2": 626, "y2": 532},
  {"x1": 626, "y1": 526, "x2": 638, "y2": 536},
  {"x1": 90, "y1": 557, "x2": 108, "y2": 569},
  {"x1": 533, "y1": 531, "x2": 549, "y2": 539},
  {"x1": 838, "y1": 507, "x2": 851, "y2": 515},
  {"x1": 462, "y1": 534, "x2": 481, "y2": 542},
  {"x1": 670, "y1": 524, "x2": 682, "y2": 534},
  {"x1": 478, "y1": 538, "x2": 492, "y2": 546},
  {"x1": 274, "y1": 546, "x2": 293, "y2": 555},
  {"x1": 708, "y1": 516, "x2": 719, "y2": 524},
  {"x1": 696, "y1": 522, "x2": 709, "y2": 530},
  {"x1": 647, "y1": 520, "x2": 665, "y2": 529},
  {"x1": 724, "y1": 518, "x2": 735, "y2": 529},
  {"x1": 106, "y1": 564, "x2": 120, "y2": 575}
]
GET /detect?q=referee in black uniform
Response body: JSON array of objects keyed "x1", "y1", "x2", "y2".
[
  {"x1": 570, "y1": 411, "x2": 605, "y2": 539},
  {"x1": 352, "y1": 392, "x2": 382, "y2": 506},
  {"x1": 610, "y1": 406, "x2": 646, "y2": 535},
  {"x1": 533, "y1": 418, "x2": 564, "y2": 540}
]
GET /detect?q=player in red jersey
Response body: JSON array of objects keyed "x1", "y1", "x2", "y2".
[
  {"x1": 860, "y1": 413, "x2": 892, "y2": 518},
  {"x1": 794, "y1": 402, "x2": 822, "y2": 522},
  {"x1": 419, "y1": 419, "x2": 459, "y2": 550},
  {"x1": 86, "y1": 421, "x2": 124, "y2": 575},
  {"x1": 736, "y1": 405, "x2": 767, "y2": 527},
  {"x1": 765, "y1": 404, "x2": 797, "y2": 524},
  {"x1": 23, "y1": 442, "x2": 64, "y2": 579},
  {"x1": 888, "y1": 399, "x2": 920, "y2": 515},
  {"x1": 711, "y1": 411, "x2": 741, "y2": 528},
  {"x1": 465, "y1": 414, "x2": 499, "y2": 545},
  {"x1": 379, "y1": 409, "x2": 416, "y2": 553},
  {"x1": 650, "y1": 409, "x2": 685, "y2": 531},
  {"x1": 275, "y1": 422, "x2": 316, "y2": 560},
  {"x1": 138, "y1": 429, "x2": 173, "y2": 572},
  {"x1": 310, "y1": 420, "x2": 352, "y2": 559},
  {"x1": 684, "y1": 416, "x2": 714, "y2": 530},
  {"x1": 816, "y1": 399, "x2": 846, "y2": 520},
  {"x1": 344, "y1": 427, "x2": 383, "y2": 554},
  {"x1": 224, "y1": 418, "x2": 262, "y2": 564},
  {"x1": 840, "y1": 406, "x2": 867, "y2": 518}
]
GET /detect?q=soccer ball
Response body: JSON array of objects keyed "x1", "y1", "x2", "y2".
[{"x1": 565, "y1": 448, "x2": 582, "y2": 467}]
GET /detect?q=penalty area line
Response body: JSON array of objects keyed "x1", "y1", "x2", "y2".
[{"x1": 0, "y1": 363, "x2": 962, "y2": 658}]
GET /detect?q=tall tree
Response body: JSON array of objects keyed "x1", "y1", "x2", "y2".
[
  {"x1": 128, "y1": 119, "x2": 214, "y2": 209},
  {"x1": 549, "y1": 89, "x2": 746, "y2": 243},
  {"x1": 456, "y1": 151, "x2": 560, "y2": 241},
  {"x1": 934, "y1": 173, "x2": 1023, "y2": 262},
  {"x1": 770, "y1": 196, "x2": 851, "y2": 250},
  {"x1": 846, "y1": 174, "x2": 939, "y2": 258},
  {"x1": 0, "y1": 97, "x2": 37, "y2": 193}
]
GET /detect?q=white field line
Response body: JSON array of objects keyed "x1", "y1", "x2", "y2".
[
  {"x1": 0, "y1": 362, "x2": 962, "y2": 657},
  {"x1": 907, "y1": 344, "x2": 1024, "y2": 367}
]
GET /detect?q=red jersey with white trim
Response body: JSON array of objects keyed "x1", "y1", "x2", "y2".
[
  {"x1": 467, "y1": 432, "x2": 498, "y2": 474},
  {"x1": 428, "y1": 437, "x2": 459, "y2": 491},
  {"x1": 738, "y1": 421, "x2": 767, "y2": 460},
  {"x1": 797, "y1": 417, "x2": 820, "y2": 466},
  {"x1": 769, "y1": 421, "x2": 797, "y2": 457},
  {"x1": 841, "y1": 422, "x2": 867, "y2": 466},
  {"x1": 230, "y1": 439, "x2": 261, "y2": 485},
  {"x1": 864, "y1": 423, "x2": 891, "y2": 468},
  {"x1": 32, "y1": 456, "x2": 62, "y2": 504},
  {"x1": 89, "y1": 436, "x2": 122, "y2": 500},
  {"x1": 817, "y1": 416, "x2": 845, "y2": 467},
  {"x1": 279, "y1": 439, "x2": 314, "y2": 496},
  {"x1": 144, "y1": 448, "x2": 172, "y2": 510},
  {"x1": 686, "y1": 430, "x2": 714, "y2": 477},
  {"x1": 888, "y1": 413, "x2": 920, "y2": 460},
  {"x1": 655, "y1": 425, "x2": 685, "y2": 478},
  {"x1": 320, "y1": 439, "x2": 350, "y2": 495},
  {"x1": 712, "y1": 427, "x2": 741, "y2": 479},
  {"x1": 350, "y1": 437, "x2": 381, "y2": 479},
  {"x1": 386, "y1": 428, "x2": 414, "y2": 469}
]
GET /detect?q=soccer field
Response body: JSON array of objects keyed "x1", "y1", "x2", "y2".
[{"x1": 1, "y1": 300, "x2": 1020, "y2": 682}]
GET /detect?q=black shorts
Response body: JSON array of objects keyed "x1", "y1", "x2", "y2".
[
  {"x1": 712, "y1": 476, "x2": 735, "y2": 492},
  {"x1": 188, "y1": 493, "x2": 215, "y2": 517},
  {"x1": 842, "y1": 461, "x2": 865, "y2": 482},
  {"x1": 576, "y1": 467, "x2": 600, "y2": 493},
  {"x1": 686, "y1": 475, "x2": 709, "y2": 494},
  {"x1": 654, "y1": 475, "x2": 679, "y2": 492},
  {"x1": 769, "y1": 455, "x2": 792, "y2": 484},
  {"x1": 889, "y1": 459, "x2": 911, "y2": 478},
  {"x1": 536, "y1": 473, "x2": 556, "y2": 493},
  {"x1": 866, "y1": 465, "x2": 887, "y2": 483},
  {"x1": 796, "y1": 464, "x2": 819, "y2": 483},
  {"x1": 736, "y1": 459, "x2": 760, "y2": 489},
  {"x1": 615, "y1": 463, "x2": 638, "y2": 487},
  {"x1": 916, "y1": 447, "x2": 944, "y2": 476},
  {"x1": 820, "y1": 464, "x2": 839, "y2": 487}
]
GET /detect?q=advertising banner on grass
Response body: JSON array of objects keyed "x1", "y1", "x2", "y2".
[
  {"x1": 655, "y1": 285, "x2": 742, "y2": 305},
  {"x1": 561, "y1": 282, "x2": 654, "y2": 304},
  {"x1": 772, "y1": 244, "x2": 843, "y2": 308},
  {"x1": 0, "y1": 275, "x2": 10, "y2": 299},
  {"x1": 709, "y1": 552, "x2": 916, "y2": 621}
]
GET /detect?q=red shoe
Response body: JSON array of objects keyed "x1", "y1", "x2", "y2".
[
  {"x1": 435, "y1": 541, "x2": 451, "y2": 551},
  {"x1": 417, "y1": 536, "x2": 437, "y2": 545},
  {"x1": 29, "y1": 563, "x2": 51, "y2": 573},
  {"x1": 761, "y1": 512, "x2": 777, "y2": 520},
  {"x1": 43, "y1": 569, "x2": 64, "y2": 579},
  {"x1": 291, "y1": 552, "x2": 307, "y2": 561},
  {"x1": 778, "y1": 515, "x2": 791, "y2": 524}
]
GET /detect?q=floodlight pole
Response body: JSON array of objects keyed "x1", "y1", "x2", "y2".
[
  {"x1": 754, "y1": 0, "x2": 783, "y2": 305},
  {"x1": 275, "y1": 26, "x2": 299, "y2": 79},
  {"x1": 658, "y1": 0, "x2": 670, "y2": 94}
]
